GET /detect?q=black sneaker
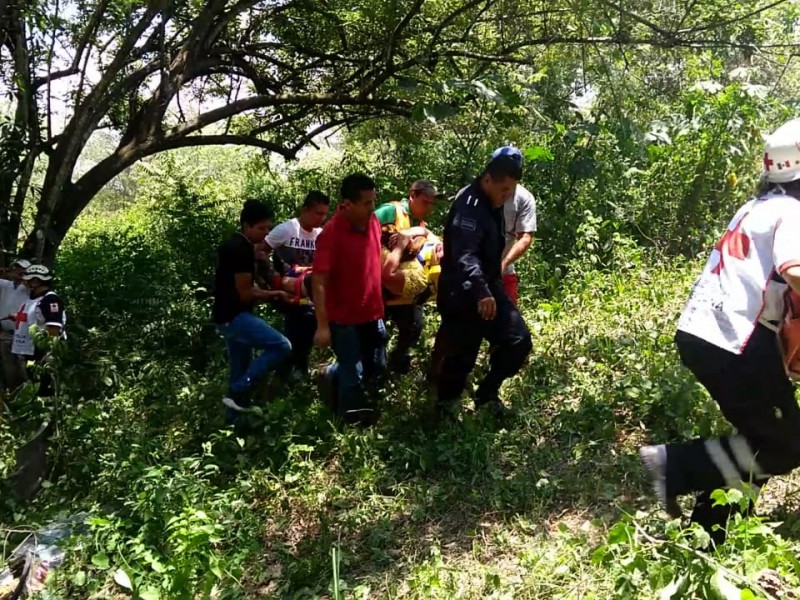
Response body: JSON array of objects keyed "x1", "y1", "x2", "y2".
[
  {"x1": 343, "y1": 407, "x2": 380, "y2": 428},
  {"x1": 388, "y1": 354, "x2": 412, "y2": 375},
  {"x1": 476, "y1": 400, "x2": 516, "y2": 421}
]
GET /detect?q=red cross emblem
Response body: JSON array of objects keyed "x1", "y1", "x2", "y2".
[
  {"x1": 765, "y1": 153, "x2": 774, "y2": 171},
  {"x1": 711, "y1": 219, "x2": 750, "y2": 275},
  {"x1": 14, "y1": 307, "x2": 27, "y2": 330}
]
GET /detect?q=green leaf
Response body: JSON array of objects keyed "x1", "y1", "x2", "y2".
[
  {"x1": 607, "y1": 521, "x2": 632, "y2": 545},
  {"x1": 523, "y1": 145, "x2": 554, "y2": 162},
  {"x1": 710, "y1": 489, "x2": 728, "y2": 506},
  {"x1": 210, "y1": 560, "x2": 224, "y2": 579},
  {"x1": 590, "y1": 545, "x2": 609, "y2": 565},
  {"x1": 471, "y1": 80, "x2": 505, "y2": 103},
  {"x1": 149, "y1": 558, "x2": 165, "y2": 573},
  {"x1": 91, "y1": 552, "x2": 110, "y2": 570},
  {"x1": 425, "y1": 103, "x2": 458, "y2": 121},
  {"x1": 140, "y1": 588, "x2": 161, "y2": 600},
  {"x1": 711, "y1": 488, "x2": 742, "y2": 507},
  {"x1": 710, "y1": 569, "x2": 741, "y2": 600},
  {"x1": 72, "y1": 570, "x2": 87, "y2": 586},
  {"x1": 114, "y1": 568, "x2": 132, "y2": 590},
  {"x1": 659, "y1": 574, "x2": 688, "y2": 600}
]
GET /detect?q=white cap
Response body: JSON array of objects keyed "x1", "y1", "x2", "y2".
[
  {"x1": 22, "y1": 264, "x2": 53, "y2": 282},
  {"x1": 763, "y1": 119, "x2": 800, "y2": 183}
]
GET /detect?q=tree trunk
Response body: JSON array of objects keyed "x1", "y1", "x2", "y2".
[
  {"x1": 0, "y1": 0, "x2": 38, "y2": 266},
  {"x1": 21, "y1": 184, "x2": 65, "y2": 267},
  {"x1": 21, "y1": 141, "x2": 143, "y2": 266}
]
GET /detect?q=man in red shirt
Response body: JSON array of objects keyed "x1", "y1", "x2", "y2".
[{"x1": 312, "y1": 174, "x2": 386, "y2": 425}]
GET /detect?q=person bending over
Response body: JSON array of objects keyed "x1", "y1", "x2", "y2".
[{"x1": 640, "y1": 118, "x2": 800, "y2": 545}]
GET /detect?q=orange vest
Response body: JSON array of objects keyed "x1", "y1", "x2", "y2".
[{"x1": 780, "y1": 288, "x2": 800, "y2": 379}]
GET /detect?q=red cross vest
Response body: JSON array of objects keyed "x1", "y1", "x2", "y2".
[
  {"x1": 678, "y1": 191, "x2": 800, "y2": 355},
  {"x1": 12, "y1": 291, "x2": 65, "y2": 357}
]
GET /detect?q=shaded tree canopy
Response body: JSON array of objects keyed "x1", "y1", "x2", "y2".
[{"x1": 0, "y1": 0, "x2": 798, "y2": 263}]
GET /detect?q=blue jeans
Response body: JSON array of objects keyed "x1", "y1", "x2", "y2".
[
  {"x1": 217, "y1": 312, "x2": 292, "y2": 403},
  {"x1": 326, "y1": 320, "x2": 387, "y2": 419}
]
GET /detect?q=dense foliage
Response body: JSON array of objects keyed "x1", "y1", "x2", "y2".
[
  {"x1": 1, "y1": 0, "x2": 799, "y2": 262},
  {"x1": 3, "y1": 0, "x2": 800, "y2": 598},
  {"x1": 4, "y1": 89, "x2": 800, "y2": 597}
]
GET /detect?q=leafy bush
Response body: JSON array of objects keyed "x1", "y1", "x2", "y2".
[{"x1": 4, "y1": 79, "x2": 800, "y2": 597}]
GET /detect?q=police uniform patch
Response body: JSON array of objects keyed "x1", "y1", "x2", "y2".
[
  {"x1": 459, "y1": 217, "x2": 477, "y2": 232},
  {"x1": 50, "y1": 303, "x2": 59, "y2": 312}
]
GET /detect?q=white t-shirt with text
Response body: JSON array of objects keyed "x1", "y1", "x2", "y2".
[
  {"x1": 266, "y1": 218, "x2": 321, "y2": 268},
  {"x1": 678, "y1": 191, "x2": 800, "y2": 354}
]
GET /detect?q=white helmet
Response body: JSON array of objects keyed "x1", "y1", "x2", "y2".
[
  {"x1": 11, "y1": 258, "x2": 31, "y2": 270},
  {"x1": 763, "y1": 119, "x2": 800, "y2": 183},
  {"x1": 22, "y1": 264, "x2": 53, "y2": 282}
]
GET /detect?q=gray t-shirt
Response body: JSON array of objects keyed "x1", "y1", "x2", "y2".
[{"x1": 502, "y1": 184, "x2": 537, "y2": 275}]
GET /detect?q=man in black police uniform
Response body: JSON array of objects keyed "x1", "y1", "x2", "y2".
[{"x1": 435, "y1": 155, "x2": 532, "y2": 420}]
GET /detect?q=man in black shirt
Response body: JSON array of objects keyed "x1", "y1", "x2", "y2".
[
  {"x1": 213, "y1": 200, "x2": 292, "y2": 416},
  {"x1": 435, "y1": 156, "x2": 532, "y2": 420}
]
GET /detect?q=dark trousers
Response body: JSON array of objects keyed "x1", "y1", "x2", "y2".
[
  {"x1": 428, "y1": 325, "x2": 447, "y2": 382},
  {"x1": 283, "y1": 304, "x2": 317, "y2": 374},
  {"x1": 18, "y1": 349, "x2": 55, "y2": 397},
  {"x1": 668, "y1": 326, "x2": 800, "y2": 538},
  {"x1": 327, "y1": 320, "x2": 387, "y2": 422},
  {"x1": 436, "y1": 291, "x2": 532, "y2": 407},
  {"x1": 384, "y1": 303, "x2": 424, "y2": 373}
]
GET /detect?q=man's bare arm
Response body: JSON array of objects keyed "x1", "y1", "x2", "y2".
[
  {"x1": 501, "y1": 232, "x2": 534, "y2": 272},
  {"x1": 312, "y1": 274, "x2": 329, "y2": 326},
  {"x1": 312, "y1": 273, "x2": 331, "y2": 347},
  {"x1": 235, "y1": 273, "x2": 287, "y2": 303}
]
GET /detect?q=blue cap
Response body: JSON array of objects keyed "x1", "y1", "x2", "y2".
[{"x1": 492, "y1": 146, "x2": 523, "y2": 164}]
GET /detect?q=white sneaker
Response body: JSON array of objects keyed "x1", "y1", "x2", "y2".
[
  {"x1": 640, "y1": 444, "x2": 682, "y2": 518},
  {"x1": 222, "y1": 396, "x2": 251, "y2": 412}
]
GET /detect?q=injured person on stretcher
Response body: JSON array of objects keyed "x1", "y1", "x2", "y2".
[{"x1": 254, "y1": 234, "x2": 443, "y2": 307}]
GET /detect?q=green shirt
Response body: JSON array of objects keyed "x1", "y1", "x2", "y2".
[{"x1": 374, "y1": 199, "x2": 420, "y2": 227}]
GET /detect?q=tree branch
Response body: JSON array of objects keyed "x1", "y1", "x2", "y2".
[
  {"x1": 207, "y1": 0, "x2": 296, "y2": 47},
  {"x1": 31, "y1": 0, "x2": 110, "y2": 89},
  {"x1": 155, "y1": 134, "x2": 294, "y2": 157},
  {"x1": 596, "y1": 0, "x2": 675, "y2": 39},
  {"x1": 385, "y1": 0, "x2": 424, "y2": 69},
  {"x1": 678, "y1": 0, "x2": 787, "y2": 34},
  {"x1": 439, "y1": 35, "x2": 800, "y2": 57},
  {"x1": 61, "y1": 130, "x2": 296, "y2": 240},
  {"x1": 426, "y1": 0, "x2": 494, "y2": 51},
  {"x1": 168, "y1": 94, "x2": 412, "y2": 139},
  {"x1": 289, "y1": 115, "x2": 366, "y2": 153},
  {"x1": 248, "y1": 105, "x2": 316, "y2": 137}
]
